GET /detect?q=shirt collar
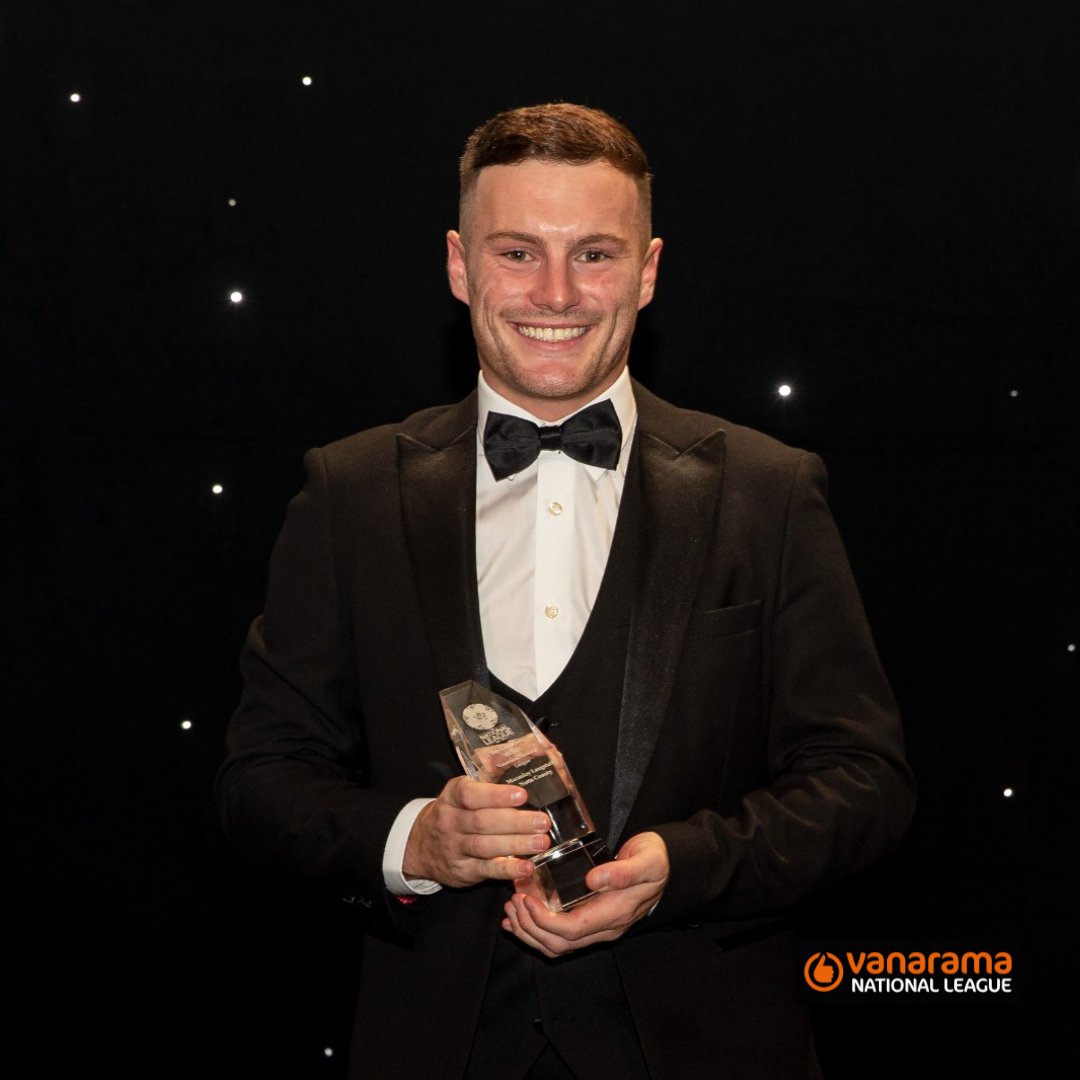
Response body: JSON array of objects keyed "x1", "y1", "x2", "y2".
[{"x1": 476, "y1": 367, "x2": 637, "y2": 475}]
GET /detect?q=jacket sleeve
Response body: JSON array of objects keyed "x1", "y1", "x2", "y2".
[
  {"x1": 652, "y1": 451, "x2": 916, "y2": 925},
  {"x1": 215, "y1": 447, "x2": 414, "y2": 926}
]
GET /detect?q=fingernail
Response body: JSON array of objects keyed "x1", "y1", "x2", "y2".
[
  {"x1": 594, "y1": 871, "x2": 610, "y2": 889},
  {"x1": 533, "y1": 816, "x2": 549, "y2": 831},
  {"x1": 509, "y1": 788, "x2": 526, "y2": 804},
  {"x1": 530, "y1": 834, "x2": 549, "y2": 852}
]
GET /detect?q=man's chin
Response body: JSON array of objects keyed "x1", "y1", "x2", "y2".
[
  {"x1": 492, "y1": 373, "x2": 625, "y2": 421},
  {"x1": 503, "y1": 363, "x2": 597, "y2": 400}
]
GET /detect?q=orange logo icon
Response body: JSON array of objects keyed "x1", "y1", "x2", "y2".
[{"x1": 804, "y1": 951, "x2": 844, "y2": 992}]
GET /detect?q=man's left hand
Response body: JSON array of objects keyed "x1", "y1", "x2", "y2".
[{"x1": 501, "y1": 831, "x2": 668, "y2": 957}]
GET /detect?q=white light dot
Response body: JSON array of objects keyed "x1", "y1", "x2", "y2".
[
  {"x1": 778, "y1": 384, "x2": 792, "y2": 398},
  {"x1": 212, "y1": 484, "x2": 224, "y2": 495},
  {"x1": 301, "y1": 76, "x2": 313, "y2": 86},
  {"x1": 227, "y1": 198, "x2": 237, "y2": 207},
  {"x1": 323, "y1": 1047, "x2": 334, "y2": 1058},
  {"x1": 229, "y1": 290, "x2": 243, "y2": 304},
  {"x1": 1009, "y1": 389, "x2": 1019, "y2": 398},
  {"x1": 1068, "y1": 643, "x2": 1076, "y2": 653},
  {"x1": 180, "y1": 719, "x2": 193, "y2": 731},
  {"x1": 69, "y1": 92, "x2": 81, "y2": 103},
  {"x1": 1003, "y1": 787, "x2": 1014, "y2": 798}
]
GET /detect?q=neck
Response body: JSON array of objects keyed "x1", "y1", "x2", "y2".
[{"x1": 479, "y1": 371, "x2": 628, "y2": 423}]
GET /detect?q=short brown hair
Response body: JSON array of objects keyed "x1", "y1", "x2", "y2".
[{"x1": 459, "y1": 102, "x2": 652, "y2": 229}]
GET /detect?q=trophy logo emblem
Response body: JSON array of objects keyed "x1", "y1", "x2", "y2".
[{"x1": 462, "y1": 703, "x2": 499, "y2": 731}]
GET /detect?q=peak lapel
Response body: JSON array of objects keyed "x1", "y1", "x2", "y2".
[
  {"x1": 608, "y1": 388, "x2": 727, "y2": 846},
  {"x1": 397, "y1": 396, "x2": 488, "y2": 691}
]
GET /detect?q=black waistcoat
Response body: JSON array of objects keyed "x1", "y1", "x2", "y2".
[{"x1": 466, "y1": 487, "x2": 651, "y2": 1079}]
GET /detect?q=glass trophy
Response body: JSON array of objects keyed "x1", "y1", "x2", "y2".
[{"x1": 439, "y1": 680, "x2": 611, "y2": 912}]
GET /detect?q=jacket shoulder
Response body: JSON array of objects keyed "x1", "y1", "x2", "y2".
[
  {"x1": 635, "y1": 382, "x2": 810, "y2": 473},
  {"x1": 314, "y1": 395, "x2": 477, "y2": 479}
]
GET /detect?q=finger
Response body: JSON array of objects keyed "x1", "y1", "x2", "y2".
[
  {"x1": 462, "y1": 807, "x2": 551, "y2": 837},
  {"x1": 445, "y1": 777, "x2": 528, "y2": 811},
  {"x1": 480, "y1": 856, "x2": 537, "y2": 883},
  {"x1": 586, "y1": 855, "x2": 653, "y2": 892},
  {"x1": 585, "y1": 833, "x2": 668, "y2": 892},
  {"x1": 503, "y1": 893, "x2": 558, "y2": 957},
  {"x1": 457, "y1": 825, "x2": 551, "y2": 861},
  {"x1": 520, "y1": 891, "x2": 614, "y2": 939}
]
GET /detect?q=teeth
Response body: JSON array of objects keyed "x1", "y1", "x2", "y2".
[{"x1": 516, "y1": 325, "x2": 588, "y2": 342}]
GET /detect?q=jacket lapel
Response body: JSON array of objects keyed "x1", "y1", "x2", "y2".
[
  {"x1": 608, "y1": 384, "x2": 728, "y2": 845},
  {"x1": 396, "y1": 394, "x2": 489, "y2": 691}
]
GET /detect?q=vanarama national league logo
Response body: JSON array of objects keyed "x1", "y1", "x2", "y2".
[{"x1": 799, "y1": 944, "x2": 1016, "y2": 1000}]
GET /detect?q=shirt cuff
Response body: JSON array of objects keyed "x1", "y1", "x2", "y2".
[{"x1": 382, "y1": 797, "x2": 442, "y2": 896}]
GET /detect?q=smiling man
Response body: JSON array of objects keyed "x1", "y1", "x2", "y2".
[
  {"x1": 447, "y1": 154, "x2": 661, "y2": 419},
  {"x1": 218, "y1": 103, "x2": 914, "y2": 1079}
]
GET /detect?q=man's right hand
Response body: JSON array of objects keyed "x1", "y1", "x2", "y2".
[{"x1": 402, "y1": 776, "x2": 551, "y2": 888}]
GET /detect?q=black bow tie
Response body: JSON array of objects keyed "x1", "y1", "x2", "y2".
[{"x1": 483, "y1": 398, "x2": 623, "y2": 481}]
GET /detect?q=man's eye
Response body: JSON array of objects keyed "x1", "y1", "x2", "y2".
[
  {"x1": 579, "y1": 250, "x2": 608, "y2": 263},
  {"x1": 503, "y1": 249, "x2": 531, "y2": 262}
]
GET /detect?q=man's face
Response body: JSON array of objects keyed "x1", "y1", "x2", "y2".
[{"x1": 447, "y1": 159, "x2": 662, "y2": 421}]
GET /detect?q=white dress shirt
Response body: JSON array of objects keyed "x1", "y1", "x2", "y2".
[
  {"x1": 382, "y1": 369, "x2": 637, "y2": 895},
  {"x1": 475, "y1": 368, "x2": 637, "y2": 700}
]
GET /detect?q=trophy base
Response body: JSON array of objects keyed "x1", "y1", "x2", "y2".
[{"x1": 532, "y1": 835, "x2": 612, "y2": 913}]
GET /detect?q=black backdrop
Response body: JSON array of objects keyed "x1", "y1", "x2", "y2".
[{"x1": 5, "y1": 2, "x2": 1078, "y2": 1076}]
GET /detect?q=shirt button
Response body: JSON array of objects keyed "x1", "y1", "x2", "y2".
[
  {"x1": 544, "y1": 604, "x2": 559, "y2": 620},
  {"x1": 548, "y1": 501, "x2": 563, "y2": 516}
]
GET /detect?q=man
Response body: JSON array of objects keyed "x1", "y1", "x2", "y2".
[{"x1": 217, "y1": 103, "x2": 915, "y2": 1078}]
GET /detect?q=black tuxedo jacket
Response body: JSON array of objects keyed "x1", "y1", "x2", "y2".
[{"x1": 218, "y1": 382, "x2": 914, "y2": 1078}]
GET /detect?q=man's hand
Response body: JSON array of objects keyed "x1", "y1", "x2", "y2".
[
  {"x1": 403, "y1": 776, "x2": 552, "y2": 888},
  {"x1": 501, "y1": 831, "x2": 669, "y2": 957}
]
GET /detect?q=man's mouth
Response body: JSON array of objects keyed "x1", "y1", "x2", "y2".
[{"x1": 514, "y1": 324, "x2": 589, "y2": 343}]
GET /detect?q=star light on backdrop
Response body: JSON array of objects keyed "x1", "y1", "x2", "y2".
[
  {"x1": 302, "y1": 75, "x2": 313, "y2": 86},
  {"x1": 778, "y1": 383, "x2": 793, "y2": 397},
  {"x1": 212, "y1": 484, "x2": 224, "y2": 495},
  {"x1": 69, "y1": 92, "x2": 81, "y2": 103},
  {"x1": 229, "y1": 291, "x2": 244, "y2": 304}
]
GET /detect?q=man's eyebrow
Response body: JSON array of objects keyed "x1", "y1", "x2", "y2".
[
  {"x1": 482, "y1": 230, "x2": 630, "y2": 248},
  {"x1": 575, "y1": 233, "x2": 630, "y2": 248},
  {"x1": 483, "y1": 230, "x2": 543, "y2": 245}
]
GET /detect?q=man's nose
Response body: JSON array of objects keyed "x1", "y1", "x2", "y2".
[{"x1": 529, "y1": 258, "x2": 580, "y2": 313}]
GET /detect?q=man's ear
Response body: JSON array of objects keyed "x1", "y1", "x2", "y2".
[
  {"x1": 637, "y1": 237, "x2": 663, "y2": 310},
  {"x1": 446, "y1": 230, "x2": 470, "y2": 305}
]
